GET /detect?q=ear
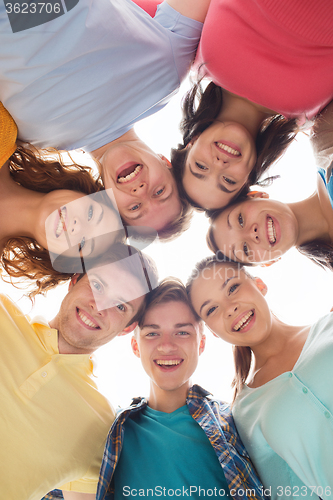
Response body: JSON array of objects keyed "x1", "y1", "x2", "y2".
[
  {"x1": 185, "y1": 136, "x2": 199, "y2": 149},
  {"x1": 69, "y1": 273, "x2": 81, "y2": 290},
  {"x1": 247, "y1": 190, "x2": 269, "y2": 199},
  {"x1": 254, "y1": 277, "x2": 268, "y2": 296},
  {"x1": 158, "y1": 154, "x2": 172, "y2": 169},
  {"x1": 118, "y1": 321, "x2": 138, "y2": 337},
  {"x1": 199, "y1": 334, "x2": 206, "y2": 355},
  {"x1": 131, "y1": 336, "x2": 141, "y2": 358},
  {"x1": 260, "y1": 257, "x2": 281, "y2": 268}
]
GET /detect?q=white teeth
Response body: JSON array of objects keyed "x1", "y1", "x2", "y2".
[
  {"x1": 118, "y1": 164, "x2": 143, "y2": 183},
  {"x1": 78, "y1": 309, "x2": 98, "y2": 329},
  {"x1": 233, "y1": 311, "x2": 254, "y2": 332},
  {"x1": 267, "y1": 217, "x2": 276, "y2": 244},
  {"x1": 55, "y1": 207, "x2": 67, "y2": 237},
  {"x1": 156, "y1": 359, "x2": 181, "y2": 366},
  {"x1": 216, "y1": 142, "x2": 240, "y2": 156}
]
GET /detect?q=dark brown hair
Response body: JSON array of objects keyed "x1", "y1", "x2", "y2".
[
  {"x1": 1, "y1": 145, "x2": 104, "y2": 297},
  {"x1": 297, "y1": 240, "x2": 333, "y2": 272},
  {"x1": 171, "y1": 80, "x2": 298, "y2": 211},
  {"x1": 138, "y1": 276, "x2": 201, "y2": 329}
]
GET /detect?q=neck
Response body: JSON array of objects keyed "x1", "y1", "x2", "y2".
[
  {"x1": 287, "y1": 192, "x2": 330, "y2": 246},
  {"x1": 251, "y1": 316, "x2": 302, "y2": 364},
  {"x1": 217, "y1": 90, "x2": 275, "y2": 140},
  {"x1": 0, "y1": 165, "x2": 44, "y2": 246},
  {"x1": 148, "y1": 381, "x2": 191, "y2": 413}
]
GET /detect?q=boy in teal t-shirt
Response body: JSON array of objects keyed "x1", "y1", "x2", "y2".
[{"x1": 97, "y1": 278, "x2": 267, "y2": 500}]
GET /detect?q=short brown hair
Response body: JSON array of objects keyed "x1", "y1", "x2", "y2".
[{"x1": 137, "y1": 277, "x2": 202, "y2": 330}]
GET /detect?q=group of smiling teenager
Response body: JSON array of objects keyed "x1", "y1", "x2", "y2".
[{"x1": 1, "y1": 0, "x2": 333, "y2": 499}]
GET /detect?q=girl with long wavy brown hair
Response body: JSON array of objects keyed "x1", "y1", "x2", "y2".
[{"x1": 0, "y1": 104, "x2": 122, "y2": 298}]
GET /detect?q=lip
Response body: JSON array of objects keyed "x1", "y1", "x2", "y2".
[
  {"x1": 266, "y1": 214, "x2": 281, "y2": 247},
  {"x1": 54, "y1": 206, "x2": 67, "y2": 238},
  {"x1": 215, "y1": 141, "x2": 241, "y2": 159},
  {"x1": 76, "y1": 307, "x2": 100, "y2": 330},
  {"x1": 153, "y1": 358, "x2": 184, "y2": 372},
  {"x1": 232, "y1": 309, "x2": 255, "y2": 333},
  {"x1": 116, "y1": 162, "x2": 143, "y2": 184}
]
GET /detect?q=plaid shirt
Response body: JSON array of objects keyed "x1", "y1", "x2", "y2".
[{"x1": 97, "y1": 385, "x2": 268, "y2": 500}]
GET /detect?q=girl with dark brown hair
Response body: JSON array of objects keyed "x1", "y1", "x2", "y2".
[{"x1": 171, "y1": 80, "x2": 298, "y2": 211}]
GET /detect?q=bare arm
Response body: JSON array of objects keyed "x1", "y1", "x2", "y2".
[
  {"x1": 62, "y1": 492, "x2": 96, "y2": 500},
  {"x1": 310, "y1": 99, "x2": 333, "y2": 183},
  {"x1": 166, "y1": 0, "x2": 211, "y2": 22}
]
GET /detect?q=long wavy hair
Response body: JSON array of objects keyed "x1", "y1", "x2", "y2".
[
  {"x1": 1, "y1": 145, "x2": 104, "y2": 298},
  {"x1": 171, "y1": 79, "x2": 298, "y2": 211}
]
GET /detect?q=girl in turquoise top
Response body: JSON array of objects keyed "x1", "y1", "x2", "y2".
[{"x1": 188, "y1": 257, "x2": 333, "y2": 500}]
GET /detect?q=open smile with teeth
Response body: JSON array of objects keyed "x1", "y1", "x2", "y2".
[
  {"x1": 216, "y1": 142, "x2": 241, "y2": 156},
  {"x1": 267, "y1": 216, "x2": 277, "y2": 245},
  {"x1": 155, "y1": 359, "x2": 182, "y2": 367},
  {"x1": 233, "y1": 310, "x2": 254, "y2": 332},
  {"x1": 56, "y1": 206, "x2": 67, "y2": 237},
  {"x1": 77, "y1": 308, "x2": 100, "y2": 329},
  {"x1": 118, "y1": 164, "x2": 143, "y2": 183}
]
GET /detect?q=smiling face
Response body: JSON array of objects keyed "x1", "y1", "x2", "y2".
[
  {"x1": 54, "y1": 274, "x2": 142, "y2": 354},
  {"x1": 131, "y1": 301, "x2": 205, "y2": 397},
  {"x1": 100, "y1": 141, "x2": 182, "y2": 231},
  {"x1": 211, "y1": 198, "x2": 298, "y2": 263},
  {"x1": 183, "y1": 121, "x2": 257, "y2": 210},
  {"x1": 40, "y1": 191, "x2": 122, "y2": 259},
  {"x1": 190, "y1": 265, "x2": 271, "y2": 347}
]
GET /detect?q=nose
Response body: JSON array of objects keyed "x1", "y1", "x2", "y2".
[
  {"x1": 226, "y1": 302, "x2": 239, "y2": 318},
  {"x1": 248, "y1": 223, "x2": 260, "y2": 243},
  {"x1": 88, "y1": 295, "x2": 105, "y2": 316},
  {"x1": 213, "y1": 154, "x2": 228, "y2": 168},
  {"x1": 69, "y1": 216, "x2": 81, "y2": 235},
  {"x1": 131, "y1": 182, "x2": 148, "y2": 196},
  {"x1": 157, "y1": 339, "x2": 178, "y2": 354}
]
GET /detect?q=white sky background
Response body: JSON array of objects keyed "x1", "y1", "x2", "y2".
[{"x1": 2, "y1": 75, "x2": 333, "y2": 408}]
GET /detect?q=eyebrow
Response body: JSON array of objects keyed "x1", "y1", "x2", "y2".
[
  {"x1": 226, "y1": 211, "x2": 241, "y2": 262},
  {"x1": 227, "y1": 212, "x2": 232, "y2": 229},
  {"x1": 141, "y1": 322, "x2": 194, "y2": 330},
  {"x1": 188, "y1": 164, "x2": 237, "y2": 194},
  {"x1": 125, "y1": 189, "x2": 174, "y2": 222},
  {"x1": 199, "y1": 277, "x2": 235, "y2": 315},
  {"x1": 141, "y1": 323, "x2": 160, "y2": 329}
]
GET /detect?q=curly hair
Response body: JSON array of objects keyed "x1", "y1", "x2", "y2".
[
  {"x1": 171, "y1": 79, "x2": 298, "y2": 211},
  {"x1": 1, "y1": 145, "x2": 104, "y2": 298}
]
